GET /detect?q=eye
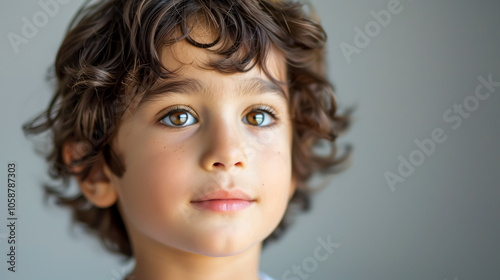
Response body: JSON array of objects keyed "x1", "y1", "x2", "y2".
[
  {"x1": 160, "y1": 106, "x2": 198, "y2": 127},
  {"x1": 242, "y1": 105, "x2": 277, "y2": 127}
]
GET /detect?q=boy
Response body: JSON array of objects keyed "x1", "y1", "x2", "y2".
[{"x1": 23, "y1": 0, "x2": 351, "y2": 279}]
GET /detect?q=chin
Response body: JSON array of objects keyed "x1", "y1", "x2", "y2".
[
  {"x1": 191, "y1": 241, "x2": 259, "y2": 258},
  {"x1": 183, "y1": 231, "x2": 261, "y2": 257}
]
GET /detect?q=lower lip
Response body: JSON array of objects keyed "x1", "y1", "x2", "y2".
[{"x1": 191, "y1": 199, "x2": 254, "y2": 212}]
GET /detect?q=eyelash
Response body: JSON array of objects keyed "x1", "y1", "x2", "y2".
[{"x1": 158, "y1": 104, "x2": 279, "y2": 129}]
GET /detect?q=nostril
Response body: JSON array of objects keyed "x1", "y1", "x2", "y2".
[{"x1": 214, "y1": 162, "x2": 223, "y2": 167}]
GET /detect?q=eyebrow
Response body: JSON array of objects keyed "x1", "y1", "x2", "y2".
[{"x1": 137, "y1": 77, "x2": 288, "y2": 108}]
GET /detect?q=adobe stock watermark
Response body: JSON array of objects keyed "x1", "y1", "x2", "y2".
[
  {"x1": 385, "y1": 74, "x2": 499, "y2": 192},
  {"x1": 7, "y1": 0, "x2": 71, "y2": 54},
  {"x1": 281, "y1": 235, "x2": 340, "y2": 280},
  {"x1": 339, "y1": 0, "x2": 412, "y2": 64}
]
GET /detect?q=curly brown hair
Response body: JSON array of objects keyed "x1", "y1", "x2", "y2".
[{"x1": 22, "y1": 0, "x2": 352, "y2": 259}]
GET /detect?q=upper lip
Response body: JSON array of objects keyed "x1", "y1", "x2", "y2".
[{"x1": 191, "y1": 189, "x2": 255, "y2": 202}]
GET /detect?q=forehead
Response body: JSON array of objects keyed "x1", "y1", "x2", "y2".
[
  {"x1": 161, "y1": 37, "x2": 287, "y2": 81},
  {"x1": 162, "y1": 14, "x2": 287, "y2": 78}
]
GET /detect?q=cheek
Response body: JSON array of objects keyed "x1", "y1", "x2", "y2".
[
  {"x1": 112, "y1": 134, "x2": 195, "y2": 229},
  {"x1": 260, "y1": 151, "x2": 291, "y2": 202},
  {"x1": 255, "y1": 132, "x2": 293, "y2": 227}
]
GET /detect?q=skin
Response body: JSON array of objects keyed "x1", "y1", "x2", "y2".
[{"x1": 64, "y1": 28, "x2": 295, "y2": 280}]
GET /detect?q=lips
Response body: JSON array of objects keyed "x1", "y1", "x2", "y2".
[
  {"x1": 190, "y1": 189, "x2": 256, "y2": 212},
  {"x1": 191, "y1": 200, "x2": 254, "y2": 212},
  {"x1": 191, "y1": 189, "x2": 254, "y2": 202}
]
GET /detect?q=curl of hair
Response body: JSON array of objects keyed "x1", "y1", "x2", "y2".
[{"x1": 23, "y1": 0, "x2": 353, "y2": 259}]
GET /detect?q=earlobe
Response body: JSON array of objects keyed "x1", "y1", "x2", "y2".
[
  {"x1": 79, "y1": 181, "x2": 117, "y2": 208},
  {"x1": 63, "y1": 141, "x2": 118, "y2": 208}
]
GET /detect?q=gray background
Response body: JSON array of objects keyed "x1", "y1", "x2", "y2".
[{"x1": 1, "y1": 0, "x2": 499, "y2": 279}]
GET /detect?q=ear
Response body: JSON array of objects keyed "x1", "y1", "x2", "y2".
[{"x1": 63, "y1": 141, "x2": 118, "y2": 208}]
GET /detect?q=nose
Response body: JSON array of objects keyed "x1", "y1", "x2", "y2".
[{"x1": 200, "y1": 117, "x2": 248, "y2": 172}]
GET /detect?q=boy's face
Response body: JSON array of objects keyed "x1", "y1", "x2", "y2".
[{"x1": 104, "y1": 37, "x2": 295, "y2": 257}]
